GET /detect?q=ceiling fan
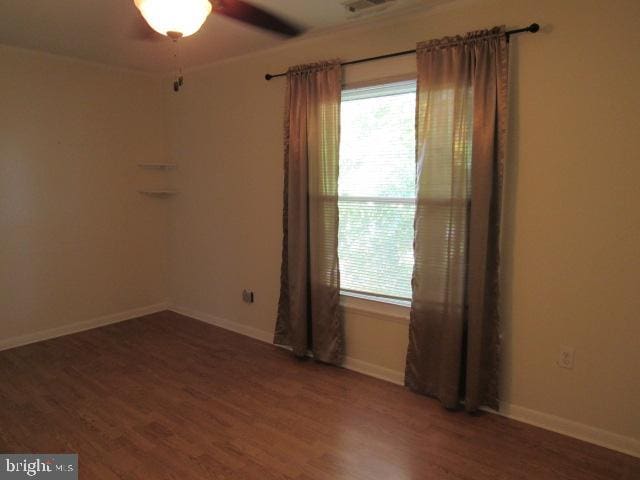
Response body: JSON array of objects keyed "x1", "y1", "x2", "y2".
[{"x1": 133, "y1": 0, "x2": 304, "y2": 90}]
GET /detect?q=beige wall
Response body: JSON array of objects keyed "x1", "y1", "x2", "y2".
[
  {"x1": 165, "y1": 0, "x2": 640, "y2": 448},
  {"x1": 0, "y1": 46, "x2": 170, "y2": 341}
]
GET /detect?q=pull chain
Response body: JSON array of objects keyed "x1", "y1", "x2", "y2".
[{"x1": 168, "y1": 31, "x2": 184, "y2": 92}]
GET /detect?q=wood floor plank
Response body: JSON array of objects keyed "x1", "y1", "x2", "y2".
[{"x1": 0, "y1": 311, "x2": 638, "y2": 479}]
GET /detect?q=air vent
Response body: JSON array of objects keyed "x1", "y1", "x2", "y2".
[{"x1": 343, "y1": 0, "x2": 397, "y2": 16}]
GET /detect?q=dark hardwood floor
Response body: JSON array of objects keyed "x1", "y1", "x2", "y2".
[{"x1": 0, "y1": 311, "x2": 638, "y2": 479}]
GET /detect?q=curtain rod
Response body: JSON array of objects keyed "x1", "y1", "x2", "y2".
[{"x1": 264, "y1": 23, "x2": 539, "y2": 81}]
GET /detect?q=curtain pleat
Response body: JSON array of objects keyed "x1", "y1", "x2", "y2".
[
  {"x1": 274, "y1": 60, "x2": 344, "y2": 365},
  {"x1": 405, "y1": 27, "x2": 508, "y2": 411}
]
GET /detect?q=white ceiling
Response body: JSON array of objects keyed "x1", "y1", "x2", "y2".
[{"x1": 0, "y1": 0, "x2": 447, "y2": 72}]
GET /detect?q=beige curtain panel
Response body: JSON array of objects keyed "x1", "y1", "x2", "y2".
[
  {"x1": 405, "y1": 27, "x2": 508, "y2": 411},
  {"x1": 274, "y1": 60, "x2": 344, "y2": 365}
]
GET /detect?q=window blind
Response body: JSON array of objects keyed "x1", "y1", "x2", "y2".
[{"x1": 338, "y1": 80, "x2": 417, "y2": 301}]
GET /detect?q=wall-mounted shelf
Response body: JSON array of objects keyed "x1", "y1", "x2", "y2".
[
  {"x1": 138, "y1": 162, "x2": 179, "y2": 198},
  {"x1": 138, "y1": 189, "x2": 179, "y2": 197},
  {"x1": 138, "y1": 163, "x2": 177, "y2": 170}
]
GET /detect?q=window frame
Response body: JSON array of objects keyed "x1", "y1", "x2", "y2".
[{"x1": 338, "y1": 79, "x2": 418, "y2": 307}]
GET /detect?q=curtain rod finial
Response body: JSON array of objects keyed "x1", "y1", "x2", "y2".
[
  {"x1": 265, "y1": 74, "x2": 273, "y2": 81},
  {"x1": 529, "y1": 23, "x2": 540, "y2": 33}
]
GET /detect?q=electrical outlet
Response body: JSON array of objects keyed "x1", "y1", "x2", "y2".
[
  {"x1": 242, "y1": 289, "x2": 254, "y2": 304},
  {"x1": 558, "y1": 346, "x2": 575, "y2": 369}
]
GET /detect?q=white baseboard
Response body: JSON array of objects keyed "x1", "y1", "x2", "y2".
[
  {"x1": 342, "y1": 355, "x2": 405, "y2": 386},
  {"x1": 170, "y1": 305, "x2": 407, "y2": 386},
  {"x1": 170, "y1": 306, "x2": 401, "y2": 386},
  {"x1": 0, "y1": 301, "x2": 171, "y2": 352},
  {"x1": 170, "y1": 305, "x2": 273, "y2": 343},
  {"x1": 169, "y1": 305, "x2": 639, "y2": 458},
  {"x1": 489, "y1": 403, "x2": 640, "y2": 458}
]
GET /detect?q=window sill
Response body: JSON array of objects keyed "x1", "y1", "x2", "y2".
[{"x1": 340, "y1": 291, "x2": 410, "y2": 325}]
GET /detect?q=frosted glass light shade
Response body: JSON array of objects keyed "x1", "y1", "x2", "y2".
[{"x1": 134, "y1": 0, "x2": 212, "y2": 37}]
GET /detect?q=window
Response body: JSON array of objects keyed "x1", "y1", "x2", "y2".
[{"x1": 338, "y1": 80, "x2": 417, "y2": 303}]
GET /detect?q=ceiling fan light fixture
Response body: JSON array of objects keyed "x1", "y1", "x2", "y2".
[{"x1": 134, "y1": 0, "x2": 212, "y2": 37}]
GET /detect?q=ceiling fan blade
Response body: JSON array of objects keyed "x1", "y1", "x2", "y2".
[{"x1": 213, "y1": 0, "x2": 304, "y2": 37}]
